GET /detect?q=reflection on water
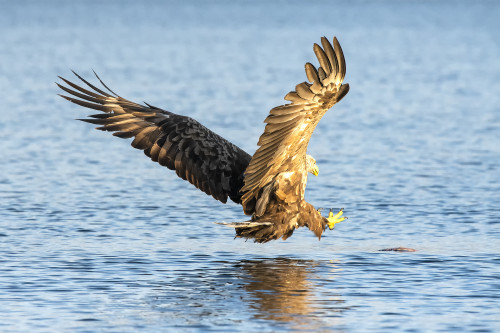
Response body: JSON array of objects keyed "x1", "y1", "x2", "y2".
[
  {"x1": 239, "y1": 258, "x2": 347, "y2": 330},
  {"x1": 143, "y1": 257, "x2": 347, "y2": 331},
  {"x1": 241, "y1": 258, "x2": 317, "y2": 321}
]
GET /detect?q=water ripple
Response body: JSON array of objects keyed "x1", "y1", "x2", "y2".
[{"x1": 1, "y1": 1, "x2": 499, "y2": 332}]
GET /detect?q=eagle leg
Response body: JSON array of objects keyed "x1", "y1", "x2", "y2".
[{"x1": 326, "y1": 208, "x2": 347, "y2": 230}]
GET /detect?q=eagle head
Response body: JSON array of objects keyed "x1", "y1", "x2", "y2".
[{"x1": 305, "y1": 154, "x2": 319, "y2": 176}]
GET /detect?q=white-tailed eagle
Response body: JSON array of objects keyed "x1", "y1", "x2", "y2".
[{"x1": 58, "y1": 36, "x2": 349, "y2": 243}]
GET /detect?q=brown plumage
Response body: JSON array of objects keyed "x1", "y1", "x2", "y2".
[{"x1": 58, "y1": 36, "x2": 349, "y2": 243}]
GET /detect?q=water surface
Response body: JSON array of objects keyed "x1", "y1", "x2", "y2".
[{"x1": 1, "y1": 1, "x2": 499, "y2": 332}]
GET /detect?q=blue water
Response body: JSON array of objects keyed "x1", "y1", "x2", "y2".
[{"x1": 1, "y1": 1, "x2": 499, "y2": 332}]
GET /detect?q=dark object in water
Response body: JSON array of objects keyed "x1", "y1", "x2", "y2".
[{"x1": 379, "y1": 247, "x2": 416, "y2": 252}]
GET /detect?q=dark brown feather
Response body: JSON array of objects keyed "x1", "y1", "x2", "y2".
[
  {"x1": 321, "y1": 37, "x2": 339, "y2": 77},
  {"x1": 304, "y1": 62, "x2": 321, "y2": 84},
  {"x1": 313, "y1": 43, "x2": 330, "y2": 75},
  {"x1": 58, "y1": 72, "x2": 251, "y2": 204},
  {"x1": 333, "y1": 37, "x2": 346, "y2": 80}
]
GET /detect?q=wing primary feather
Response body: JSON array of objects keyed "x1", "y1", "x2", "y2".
[
  {"x1": 305, "y1": 62, "x2": 320, "y2": 84},
  {"x1": 59, "y1": 94, "x2": 109, "y2": 112},
  {"x1": 333, "y1": 37, "x2": 346, "y2": 80},
  {"x1": 321, "y1": 37, "x2": 339, "y2": 78},
  {"x1": 88, "y1": 113, "x2": 111, "y2": 119},
  {"x1": 144, "y1": 101, "x2": 172, "y2": 115},
  {"x1": 100, "y1": 116, "x2": 138, "y2": 127},
  {"x1": 71, "y1": 70, "x2": 113, "y2": 97},
  {"x1": 313, "y1": 43, "x2": 331, "y2": 75},
  {"x1": 112, "y1": 131, "x2": 136, "y2": 139},
  {"x1": 58, "y1": 76, "x2": 102, "y2": 99},
  {"x1": 95, "y1": 113, "x2": 131, "y2": 122},
  {"x1": 98, "y1": 121, "x2": 147, "y2": 133},
  {"x1": 78, "y1": 117, "x2": 109, "y2": 125},
  {"x1": 56, "y1": 83, "x2": 104, "y2": 104},
  {"x1": 92, "y1": 70, "x2": 119, "y2": 97},
  {"x1": 317, "y1": 67, "x2": 327, "y2": 82}
]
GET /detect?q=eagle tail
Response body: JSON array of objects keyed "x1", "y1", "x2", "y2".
[{"x1": 233, "y1": 222, "x2": 296, "y2": 243}]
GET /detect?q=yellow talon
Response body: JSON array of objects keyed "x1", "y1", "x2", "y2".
[{"x1": 327, "y1": 208, "x2": 347, "y2": 230}]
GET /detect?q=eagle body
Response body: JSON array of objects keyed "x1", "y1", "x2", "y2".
[
  {"x1": 58, "y1": 36, "x2": 349, "y2": 243},
  {"x1": 237, "y1": 170, "x2": 326, "y2": 242}
]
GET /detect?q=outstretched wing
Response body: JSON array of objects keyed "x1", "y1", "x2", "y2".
[
  {"x1": 58, "y1": 71, "x2": 251, "y2": 204},
  {"x1": 241, "y1": 37, "x2": 349, "y2": 210}
]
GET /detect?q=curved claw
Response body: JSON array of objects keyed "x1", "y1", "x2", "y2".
[
  {"x1": 317, "y1": 207, "x2": 343, "y2": 213},
  {"x1": 317, "y1": 207, "x2": 325, "y2": 217}
]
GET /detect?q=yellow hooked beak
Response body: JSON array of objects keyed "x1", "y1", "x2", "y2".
[{"x1": 312, "y1": 165, "x2": 319, "y2": 176}]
